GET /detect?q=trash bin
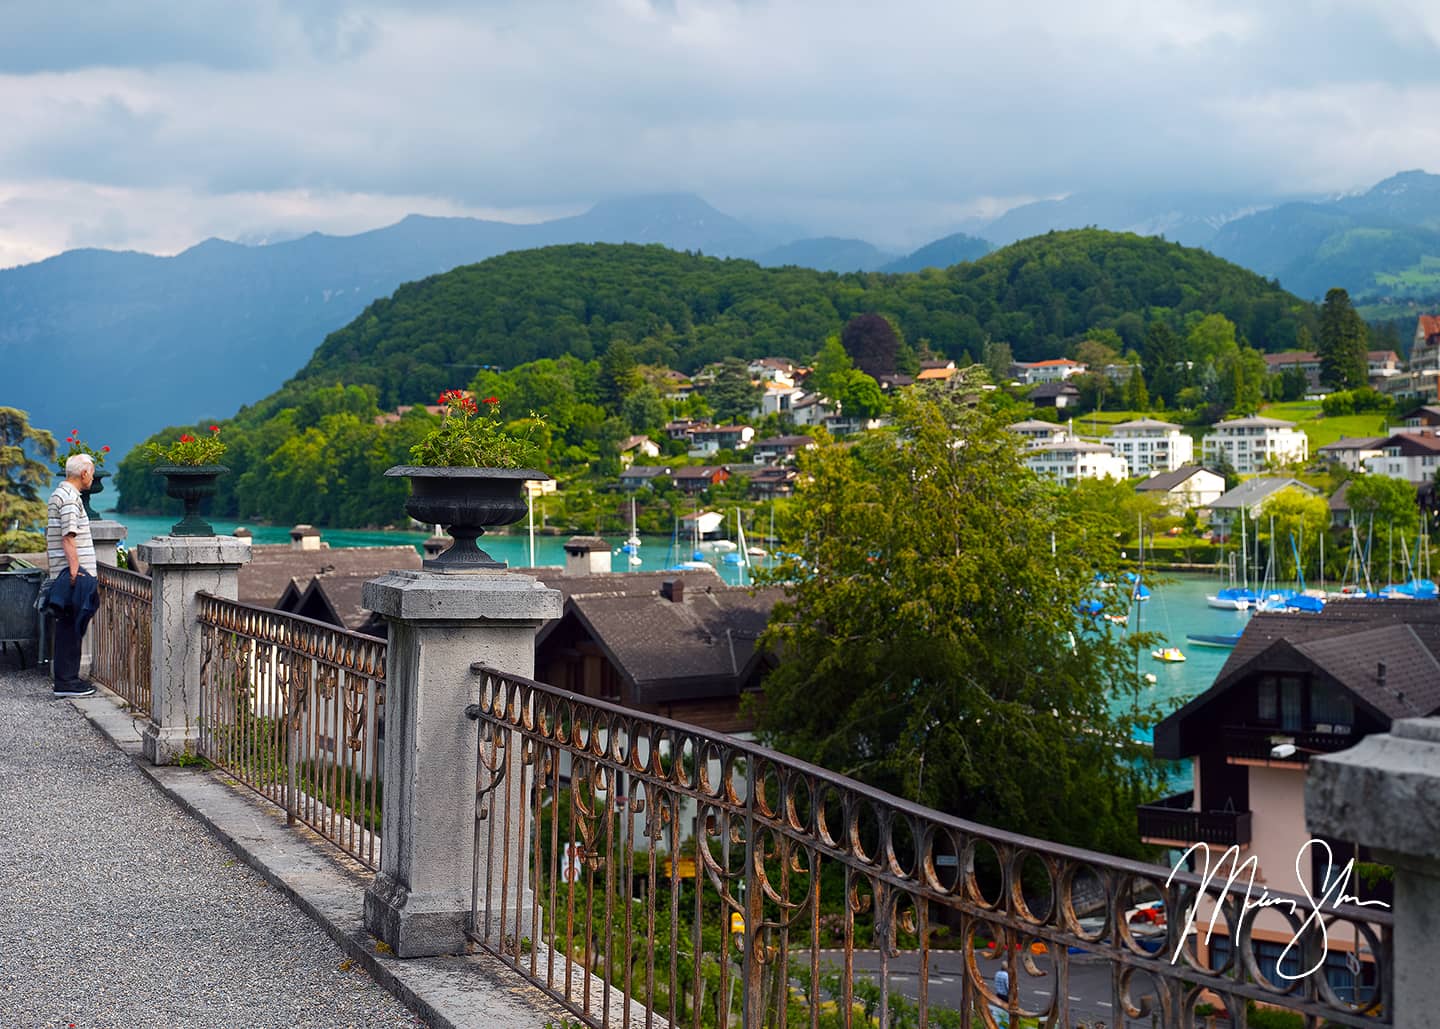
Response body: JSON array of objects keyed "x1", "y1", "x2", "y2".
[{"x1": 0, "y1": 556, "x2": 45, "y2": 669}]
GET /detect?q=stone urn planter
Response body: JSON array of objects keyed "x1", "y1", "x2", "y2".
[
  {"x1": 79, "y1": 469, "x2": 110, "y2": 519},
  {"x1": 386, "y1": 466, "x2": 546, "y2": 570},
  {"x1": 153, "y1": 465, "x2": 228, "y2": 537}
]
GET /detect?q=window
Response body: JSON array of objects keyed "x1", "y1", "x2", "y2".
[
  {"x1": 1311, "y1": 680, "x2": 1354, "y2": 726},
  {"x1": 1257, "y1": 678, "x2": 1278, "y2": 722}
]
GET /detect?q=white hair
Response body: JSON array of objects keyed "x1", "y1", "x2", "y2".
[{"x1": 65, "y1": 453, "x2": 95, "y2": 478}]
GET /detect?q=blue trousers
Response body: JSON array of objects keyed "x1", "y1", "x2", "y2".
[{"x1": 52, "y1": 612, "x2": 85, "y2": 691}]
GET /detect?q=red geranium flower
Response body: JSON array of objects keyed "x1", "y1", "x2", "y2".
[
  {"x1": 484, "y1": 396, "x2": 499, "y2": 405},
  {"x1": 180, "y1": 434, "x2": 195, "y2": 443},
  {"x1": 210, "y1": 425, "x2": 219, "y2": 432},
  {"x1": 101, "y1": 446, "x2": 110, "y2": 453}
]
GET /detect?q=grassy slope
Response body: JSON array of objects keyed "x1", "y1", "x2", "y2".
[{"x1": 1259, "y1": 401, "x2": 1391, "y2": 449}]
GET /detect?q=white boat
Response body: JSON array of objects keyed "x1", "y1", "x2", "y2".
[
  {"x1": 626, "y1": 499, "x2": 643, "y2": 566},
  {"x1": 746, "y1": 545, "x2": 767, "y2": 558},
  {"x1": 707, "y1": 539, "x2": 738, "y2": 553},
  {"x1": 1152, "y1": 647, "x2": 1187, "y2": 663}
]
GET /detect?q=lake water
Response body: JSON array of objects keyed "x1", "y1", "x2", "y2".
[{"x1": 104, "y1": 502, "x2": 1235, "y2": 781}]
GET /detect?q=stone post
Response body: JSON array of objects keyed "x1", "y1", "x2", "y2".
[
  {"x1": 361, "y1": 568, "x2": 562, "y2": 958},
  {"x1": 1306, "y1": 718, "x2": 1440, "y2": 1028},
  {"x1": 80, "y1": 519, "x2": 128, "y2": 678},
  {"x1": 89, "y1": 519, "x2": 127, "y2": 568},
  {"x1": 134, "y1": 536, "x2": 251, "y2": 765}
]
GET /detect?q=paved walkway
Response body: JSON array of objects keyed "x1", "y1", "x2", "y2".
[{"x1": 0, "y1": 667, "x2": 427, "y2": 1029}]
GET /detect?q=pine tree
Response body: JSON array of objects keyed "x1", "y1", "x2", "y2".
[
  {"x1": 1124, "y1": 363, "x2": 1149, "y2": 411},
  {"x1": 1318, "y1": 288, "x2": 1369, "y2": 389}
]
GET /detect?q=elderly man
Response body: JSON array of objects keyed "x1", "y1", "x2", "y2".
[{"x1": 46, "y1": 453, "x2": 99, "y2": 698}]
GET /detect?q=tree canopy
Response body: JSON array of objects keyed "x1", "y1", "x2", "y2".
[
  {"x1": 755, "y1": 382, "x2": 1162, "y2": 855},
  {"x1": 0, "y1": 407, "x2": 57, "y2": 549}
]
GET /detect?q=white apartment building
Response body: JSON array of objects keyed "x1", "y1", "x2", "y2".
[
  {"x1": 1013, "y1": 359, "x2": 1086, "y2": 385},
  {"x1": 1023, "y1": 441, "x2": 1130, "y2": 487},
  {"x1": 1007, "y1": 419, "x2": 1069, "y2": 449},
  {"x1": 1362, "y1": 430, "x2": 1440, "y2": 483},
  {"x1": 1108, "y1": 418, "x2": 1193, "y2": 477},
  {"x1": 1201, "y1": 416, "x2": 1309, "y2": 473}
]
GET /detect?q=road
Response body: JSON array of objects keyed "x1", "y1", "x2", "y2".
[{"x1": 837, "y1": 948, "x2": 1161, "y2": 1027}]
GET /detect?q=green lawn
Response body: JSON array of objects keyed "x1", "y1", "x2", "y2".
[{"x1": 1258, "y1": 401, "x2": 1391, "y2": 449}]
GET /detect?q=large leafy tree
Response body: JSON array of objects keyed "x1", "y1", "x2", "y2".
[
  {"x1": 0, "y1": 407, "x2": 58, "y2": 545},
  {"x1": 1318, "y1": 288, "x2": 1369, "y2": 389},
  {"x1": 704, "y1": 358, "x2": 762, "y2": 424},
  {"x1": 756, "y1": 382, "x2": 1162, "y2": 855},
  {"x1": 1344, "y1": 474, "x2": 1421, "y2": 583},
  {"x1": 840, "y1": 313, "x2": 902, "y2": 381}
]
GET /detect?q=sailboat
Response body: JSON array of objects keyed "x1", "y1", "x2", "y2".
[
  {"x1": 1208, "y1": 509, "x2": 1258, "y2": 610},
  {"x1": 620, "y1": 498, "x2": 643, "y2": 567}
]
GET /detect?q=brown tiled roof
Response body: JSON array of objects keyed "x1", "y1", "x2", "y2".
[
  {"x1": 1156, "y1": 601, "x2": 1440, "y2": 757},
  {"x1": 1419, "y1": 314, "x2": 1440, "y2": 338},
  {"x1": 236, "y1": 543, "x2": 421, "y2": 606},
  {"x1": 566, "y1": 586, "x2": 782, "y2": 702}
]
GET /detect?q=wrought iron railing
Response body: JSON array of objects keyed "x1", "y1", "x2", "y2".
[
  {"x1": 92, "y1": 564, "x2": 153, "y2": 714},
  {"x1": 467, "y1": 665, "x2": 1391, "y2": 1029},
  {"x1": 1137, "y1": 792, "x2": 1253, "y2": 848},
  {"x1": 1223, "y1": 725, "x2": 1358, "y2": 763},
  {"x1": 196, "y1": 594, "x2": 386, "y2": 870}
]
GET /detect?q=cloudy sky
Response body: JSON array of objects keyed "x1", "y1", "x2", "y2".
[{"x1": 3, "y1": 0, "x2": 1440, "y2": 268}]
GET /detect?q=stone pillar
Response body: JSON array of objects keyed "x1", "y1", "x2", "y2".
[
  {"x1": 361, "y1": 569, "x2": 562, "y2": 958},
  {"x1": 134, "y1": 536, "x2": 251, "y2": 765},
  {"x1": 89, "y1": 519, "x2": 127, "y2": 568},
  {"x1": 1307, "y1": 718, "x2": 1440, "y2": 1029},
  {"x1": 81, "y1": 519, "x2": 128, "y2": 677}
]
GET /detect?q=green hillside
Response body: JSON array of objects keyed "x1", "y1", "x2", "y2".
[{"x1": 267, "y1": 231, "x2": 1313, "y2": 415}]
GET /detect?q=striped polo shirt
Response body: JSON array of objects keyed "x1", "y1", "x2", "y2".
[{"x1": 46, "y1": 480, "x2": 97, "y2": 581}]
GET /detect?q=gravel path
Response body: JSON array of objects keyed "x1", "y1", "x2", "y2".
[{"x1": 0, "y1": 668, "x2": 427, "y2": 1029}]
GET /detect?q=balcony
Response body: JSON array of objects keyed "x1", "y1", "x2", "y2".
[
  {"x1": 1137, "y1": 790, "x2": 1253, "y2": 847},
  {"x1": 1223, "y1": 724, "x2": 1358, "y2": 763}
]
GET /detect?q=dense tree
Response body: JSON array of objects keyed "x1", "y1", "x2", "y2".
[
  {"x1": 0, "y1": 407, "x2": 57, "y2": 549},
  {"x1": 835, "y1": 370, "x2": 885, "y2": 419},
  {"x1": 840, "y1": 313, "x2": 902, "y2": 380},
  {"x1": 1259, "y1": 488, "x2": 1330, "y2": 583},
  {"x1": 1142, "y1": 322, "x2": 1185, "y2": 407},
  {"x1": 981, "y1": 340, "x2": 1014, "y2": 383},
  {"x1": 756, "y1": 387, "x2": 1162, "y2": 854},
  {"x1": 1318, "y1": 288, "x2": 1369, "y2": 389},
  {"x1": 1124, "y1": 363, "x2": 1149, "y2": 410},
  {"x1": 808, "y1": 335, "x2": 854, "y2": 399},
  {"x1": 1345, "y1": 474, "x2": 1421, "y2": 583},
  {"x1": 599, "y1": 339, "x2": 644, "y2": 409},
  {"x1": 704, "y1": 358, "x2": 762, "y2": 424}
]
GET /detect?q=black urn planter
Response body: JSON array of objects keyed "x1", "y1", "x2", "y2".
[
  {"x1": 153, "y1": 464, "x2": 228, "y2": 537},
  {"x1": 79, "y1": 469, "x2": 110, "y2": 519},
  {"x1": 386, "y1": 466, "x2": 546, "y2": 570}
]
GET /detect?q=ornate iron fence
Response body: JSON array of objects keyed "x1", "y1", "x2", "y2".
[
  {"x1": 92, "y1": 565, "x2": 153, "y2": 714},
  {"x1": 196, "y1": 594, "x2": 386, "y2": 870},
  {"x1": 467, "y1": 664, "x2": 1391, "y2": 1029}
]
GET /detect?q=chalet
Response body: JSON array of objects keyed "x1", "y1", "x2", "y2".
[
  {"x1": 1316, "y1": 436, "x2": 1386, "y2": 473},
  {"x1": 275, "y1": 573, "x2": 388, "y2": 637},
  {"x1": 915, "y1": 366, "x2": 957, "y2": 385},
  {"x1": 1362, "y1": 429, "x2": 1440, "y2": 483},
  {"x1": 618, "y1": 465, "x2": 672, "y2": 491},
  {"x1": 237, "y1": 541, "x2": 422, "y2": 614},
  {"x1": 1028, "y1": 381, "x2": 1081, "y2": 410},
  {"x1": 664, "y1": 420, "x2": 706, "y2": 441},
  {"x1": 878, "y1": 374, "x2": 915, "y2": 391},
  {"x1": 1141, "y1": 602, "x2": 1426, "y2": 987},
  {"x1": 1134, "y1": 466, "x2": 1225, "y2": 513},
  {"x1": 1328, "y1": 479, "x2": 1354, "y2": 528},
  {"x1": 670, "y1": 466, "x2": 730, "y2": 494},
  {"x1": 756, "y1": 382, "x2": 806, "y2": 418},
  {"x1": 747, "y1": 358, "x2": 799, "y2": 386},
  {"x1": 789, "y1": 393, "x2": 834, "y2": 428},
  {"x1": 822, "y1": 412, "x2": 887, "y2": 437},
  {"x1": 1014, "y1": 359, "x2": 1086, "y2": 385},
  {"x1": 746, "y1": 466, "x2": 798, "y2": 499},
  {"x1": 750, "y1": 435, "x2": 815, "y2": 465},
  {"x1": 618, "y1": 435, "x2": 661, "y2": 465},
  {"x1": 534, "y1": 577, "x2": 781, "y2": 734},
  {"x1": 688, "y1": 424, "x2": 754, "y2": 456},
  {"x1": 1207, "y1": 478, "x2": 1319, "y2": 537}
]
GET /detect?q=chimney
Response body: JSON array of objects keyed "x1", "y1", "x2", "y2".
[
  {"x1": 1378, "y1": 661, "x2": 1387, "y2": 690},
  {"x1": 562, "y1": 536, "x2": 612, "y2": 576},
  {"x1": 661, "y1": 578, "x2": 684, "y2": 604},
  {"x1": 289, "y1": 524, "x2": 321, "y2": 551}
]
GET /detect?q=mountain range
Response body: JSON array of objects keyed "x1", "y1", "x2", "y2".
[{"x1": 6, "y1": 171, "x2": 1440, "y2": 458}]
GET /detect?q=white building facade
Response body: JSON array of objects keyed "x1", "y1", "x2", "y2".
[
  {"x1": 1108, "y1": 419, "x2": 1193, "y2": 477},
  {"x1": 1201, "y1": 417, "x2": 1309, "y2": 474},
  {"x1": 1023, "y1": 442, "x2": 1130, "y2": 487}
]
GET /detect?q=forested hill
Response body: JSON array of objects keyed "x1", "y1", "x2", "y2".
[{"x1": 268, "y1": 230, "x2": 1314, "y2": 414}]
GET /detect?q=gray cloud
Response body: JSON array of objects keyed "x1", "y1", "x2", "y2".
[{"x1": 2, "y1": 0, "x2": 1440, "y2": 263}]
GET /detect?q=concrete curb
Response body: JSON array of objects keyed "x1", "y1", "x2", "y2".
[{"x1": 71, "y1": 690, "x2": 571, "y2": 1029}]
